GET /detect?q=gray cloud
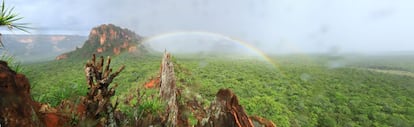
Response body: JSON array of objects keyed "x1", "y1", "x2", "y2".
[{"x1": 0, "y1": 0, "x2": 413, "y2": 54}]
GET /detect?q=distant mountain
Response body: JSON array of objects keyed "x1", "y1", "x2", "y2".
[
  {"x1": 1, "y1": 35, "x2": 87, "y2": 62},
  {"x1": 56, "y1": 24, "x2": 146, "y2": 60}
]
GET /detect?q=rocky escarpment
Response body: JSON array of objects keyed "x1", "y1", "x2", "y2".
[{"x1": 56, "y1": 24, "x2": 145, "y2": 60}]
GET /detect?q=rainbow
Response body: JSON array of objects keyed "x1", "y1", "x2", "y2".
[{"x1": 141, "y1": 31, "x2": 281, "y2": 70}]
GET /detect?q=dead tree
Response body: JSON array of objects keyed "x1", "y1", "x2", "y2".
[
  {"x1": 82, "y1": 54, "x2": 125, "y2": 125},
  {"x1": 159, "y1": 51, "x2": 179, "y2": 127}
]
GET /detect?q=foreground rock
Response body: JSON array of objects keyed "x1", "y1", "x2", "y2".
[
  {"x1": 199, "y1": 89, "x2": 254, "y2": 127},
  {"x1": 0, "y1": 61, "x2": 41, "y2": 126},
  {"x1": 0, "y1": 60, "x2": 79, "y2": 126}
]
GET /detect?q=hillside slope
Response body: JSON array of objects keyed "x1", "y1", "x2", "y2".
[
  {"x1": 56, "y1": 24, "x2": 146, "y2": 60},
  {"x1": 1, "y1": 35, "x2": 86, "y2": 62}
]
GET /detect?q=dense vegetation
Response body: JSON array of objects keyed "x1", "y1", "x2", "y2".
[{"x1": 23, "y1": 53, "x2": 414, "y2": 127}]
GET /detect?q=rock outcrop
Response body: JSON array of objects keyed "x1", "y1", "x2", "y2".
[
  {"x1": 199, "y1": 89, "x2": 254, "y2": 127},
  {"x1": 56, "y1": 24, "x2": 145, "y2": 60},
  {"x1": 0, "y1": 61, "x2": 41, "y2": 126},
  {"x1": 55, "y1": 53, "x2": 68, "y2": 60}
]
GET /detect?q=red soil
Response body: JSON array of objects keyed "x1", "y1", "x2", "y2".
[{"x1": 144, "y1": 77, "x2": 160, "y2": 88}]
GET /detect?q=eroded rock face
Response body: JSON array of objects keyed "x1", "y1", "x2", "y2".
[
  {"x1": 56, "y1": 24, "x2": 146, "y2": 60},
  {"x1": 198, "y1": 89, "x2": 254, "y2": 127},
  {"x1": 86, "y1": 24, "x2": 143, "y2": 55},
  {"x1": 56, "y1": 53, "x2": 68, "y2": 60},
  {"x1": 0, "y1": 61, "x2": 68, "y2": 127},
  {"x1": 0, "y1": 61, "x2": 41, "y2": 126}
]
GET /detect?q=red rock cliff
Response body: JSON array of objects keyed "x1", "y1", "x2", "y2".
[{"x1": 56, "y1": 24, "x2": 146, "y2": 60}]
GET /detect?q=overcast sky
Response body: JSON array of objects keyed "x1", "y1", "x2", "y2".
[{"x1": 1, "y1": 0, "x2": 413, "y2": 54}]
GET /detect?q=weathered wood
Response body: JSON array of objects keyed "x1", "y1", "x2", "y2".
[
  {"x1": 159, "y1": 51, "x2": 179, "y2": 127},
  {"x1": 82, "y1": 54, "x2": 125, "y2": 126}
]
